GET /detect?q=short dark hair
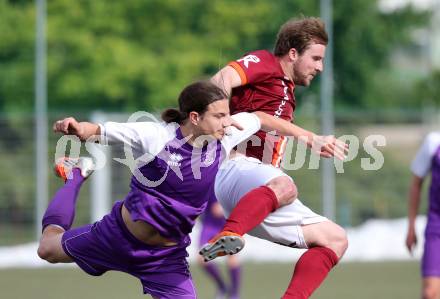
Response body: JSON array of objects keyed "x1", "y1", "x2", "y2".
[
  {"x1": 162, "y1": 81, "x2": 228, "y2": 124},
  {"x1": 274, "y1": 17, "x2": 328, "y2": 56}
]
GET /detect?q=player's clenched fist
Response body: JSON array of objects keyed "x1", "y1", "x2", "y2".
[
  {"x1": 53, "y1": 117, "x2": 84, "y2": 137},
  {"x1": 52, "y1": 117, "x2": 101, "y2": 141}
]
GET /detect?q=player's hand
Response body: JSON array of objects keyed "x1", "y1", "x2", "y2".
[
  {"x1": 53, "y1": 117, "x2": 84, "y2": 137},
  {"x1": 405, "y1": 227, "x2": 417, "y2": 255},
  {"x1": 312, "y1": 135, "x2": 348, "y2": 160}
]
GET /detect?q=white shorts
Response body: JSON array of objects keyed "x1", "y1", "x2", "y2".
[{"x1": 215, "y1": 155, "x2": 327, "y2": 249}]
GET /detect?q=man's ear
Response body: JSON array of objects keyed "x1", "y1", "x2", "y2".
[
  {"x1": 288, "y1": 48, "x2": 298, "y2": 62},
  {"x1": 189, "y1": 111, "x2": 199, "y2": 125}
]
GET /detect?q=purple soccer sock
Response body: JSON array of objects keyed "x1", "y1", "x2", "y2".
[
  {"x1": 229, "y1": 266, "x2": 241, "y2": 299},
  {"x1": 42, "y1": 169, "x2": 85, "y2": 231},
  {"x1": 203, "y1": 263, "x2": 227, "y2": 294}
]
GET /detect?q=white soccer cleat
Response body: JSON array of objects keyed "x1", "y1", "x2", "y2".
[{"x1": 54, "y1": 157, "x2": 95, "y2": 181}]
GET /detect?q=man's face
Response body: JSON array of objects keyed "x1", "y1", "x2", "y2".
[
  {"x1": 292, "y1": 43, "x2": 326, "y2": 86},
  {"x1": 196, "y1": 99, "x2": 231, "y2": 140}
]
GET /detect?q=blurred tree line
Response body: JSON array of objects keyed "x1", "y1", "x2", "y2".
[{"x1": 0, "y1": 0, "x2": 434, "y2": 113}]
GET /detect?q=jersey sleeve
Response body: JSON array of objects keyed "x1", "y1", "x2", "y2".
[
  {"x1": 99, "y1": 121, "x2": 175, "y2": 158},
  {"x1": 411, "y1": 132, "x2": 440, "y2": 178},
  {"x1": 228, "y1": 51, "x2": 274, "y2": 85},
  {"x1": 221, "y1": 112, "x2": 261, "y2": 153}
]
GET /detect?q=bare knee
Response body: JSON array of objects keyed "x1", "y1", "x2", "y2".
[
  {"x1": 266, "y1": 176, "x2": 297, "y2": 207},
  {"x1": 329, "y1": 225, "x2": 348, "y2": 258},
  {"x1": 304, "y1": 222, "x2": 348, "y2": 259},
  {"x1": 37, "y1": 242, "x2": 58, "y2": 263},
  {"x1": 37, "y1": 227, "x2": 65, "y2": 263},
  {"x1": 423, "y1": 283, "x2": 440, "y2": 299},
  {"x1": 422, "y1": 288, "x2": 436, "y2": 299}
]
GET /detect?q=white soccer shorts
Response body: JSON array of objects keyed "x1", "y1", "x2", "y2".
[{"x1": 215, "y1": 155, "x2": 327, "y2": 249}]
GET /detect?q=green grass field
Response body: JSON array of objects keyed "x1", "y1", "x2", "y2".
[{"x1": 0, "y1": 261, "x2": 420, "y2": 298}]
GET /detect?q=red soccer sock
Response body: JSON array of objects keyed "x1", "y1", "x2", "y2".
[
  {"x1": 222, "y1": 185, "x2": 279, "y2": 236},
  {"x1": 282, "y1": 247, "x2": 339, "y2": 299}
]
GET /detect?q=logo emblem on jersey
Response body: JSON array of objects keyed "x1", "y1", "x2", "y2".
[
  {"x1": 167, "y1": 152, "x2": 183, "y2": 167},
  {"x1": 237, "y1": 54, "x2": 260, "y2": 68},
  {"x1": 274, "y1": 80, "x2": 289, "y2": 117},
  {"x1": 203, "y1": 150, "x2": 216, "y2": 166}
]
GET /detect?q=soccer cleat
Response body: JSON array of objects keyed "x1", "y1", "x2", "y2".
[
  {"x1": 199, "y1": 231, "x2": 245, "y2": 262},
  {"x1": 54, "y1": 157, "x2": 95, "y2": 181}
]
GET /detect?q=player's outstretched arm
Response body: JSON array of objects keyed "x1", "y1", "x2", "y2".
[
  {"x1": 255, "y1": 111, "x2": 314, "y2": 142},
  {"x1": 254, "y1": 111, "x2": 348, "y2": 160},
  {"x1": 406, "y1": 175, "x2": 423, "y2": 254},
  {"x1": 211, "y1": 66, "x2": 242, "y2": 98},
  {"x1": 53, "y1": 117, "x2": 100, "y2": 141}
]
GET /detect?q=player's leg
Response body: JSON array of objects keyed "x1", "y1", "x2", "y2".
[
  {"x1": 207, "y1": 174, "x2": 346, "y2": 299},
  {"x1": 220, "y1": 158, "x2": 297, "y2": 236},
  {"x1": 281, "y1": 220, "x2": 348, "y2": 299},
  {"x1": 198, "y1": 215, "x2": 228, "y2": 297},
  {"x1": 301, "y1": 220, "x2": 348, "y2": 258},
  {"x1": 227, "y1": 255, "x2": 241, "y2": 299},
  {"x1": 198, "y1": 153, "x2": 347, "y2": 298},
  {"x1": 421, "y1": 233, "x2": 440, "y2": 299},
  {"x1": 200, "y1": 157, "x2": 295, "y2": 260},
  {"x1": 38, "y1": 225, "x2": 71, "y2": 263},
  {"x1": 222, "y1": 175, "x2": 296, "y2": 235},
  {"x1": 422, "y1": 278, "x2": 440, "y2": 299},
  {"x1": 37, "y1": 157, "x2": 94, "y2": 263},
  {"x1": 241, "y1": 200, "x2": 345, "y2": 299},
  {"x1": 197, "y1": 255, "x2": 227, "y2": 298}
]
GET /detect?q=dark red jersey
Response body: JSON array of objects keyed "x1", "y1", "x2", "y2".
[{"x1": 229, "y1": 50, "x2": 296, "y2": 167}]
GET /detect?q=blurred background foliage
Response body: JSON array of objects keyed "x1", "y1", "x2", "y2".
[{"x1": 0, "y1": 0, "x2": 435, "y2": 113}]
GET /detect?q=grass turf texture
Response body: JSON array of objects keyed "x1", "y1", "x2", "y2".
[{"x1": 0, "y1": 261, "x2": 420, "y2": 298}]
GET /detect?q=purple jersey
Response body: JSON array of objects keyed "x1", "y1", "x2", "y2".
[
  {"x1": 199, "y1": 196, "x2": 226, "y2": 246},
  {"x1": 427, "y1": 146, "x2": 440, "y2": 231},
  {"x1": 201, "y1": 195, "x2": 226, "y2": 228},
  {"x1": 411, "y1": 132, "x2": 440, "y2": 231},
  {"x1": 126, "y1": 128, "x2": 223, "y2": 243},
  {"x1": 100, "y1": 112, "x2": 261, "y2": 243}
]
